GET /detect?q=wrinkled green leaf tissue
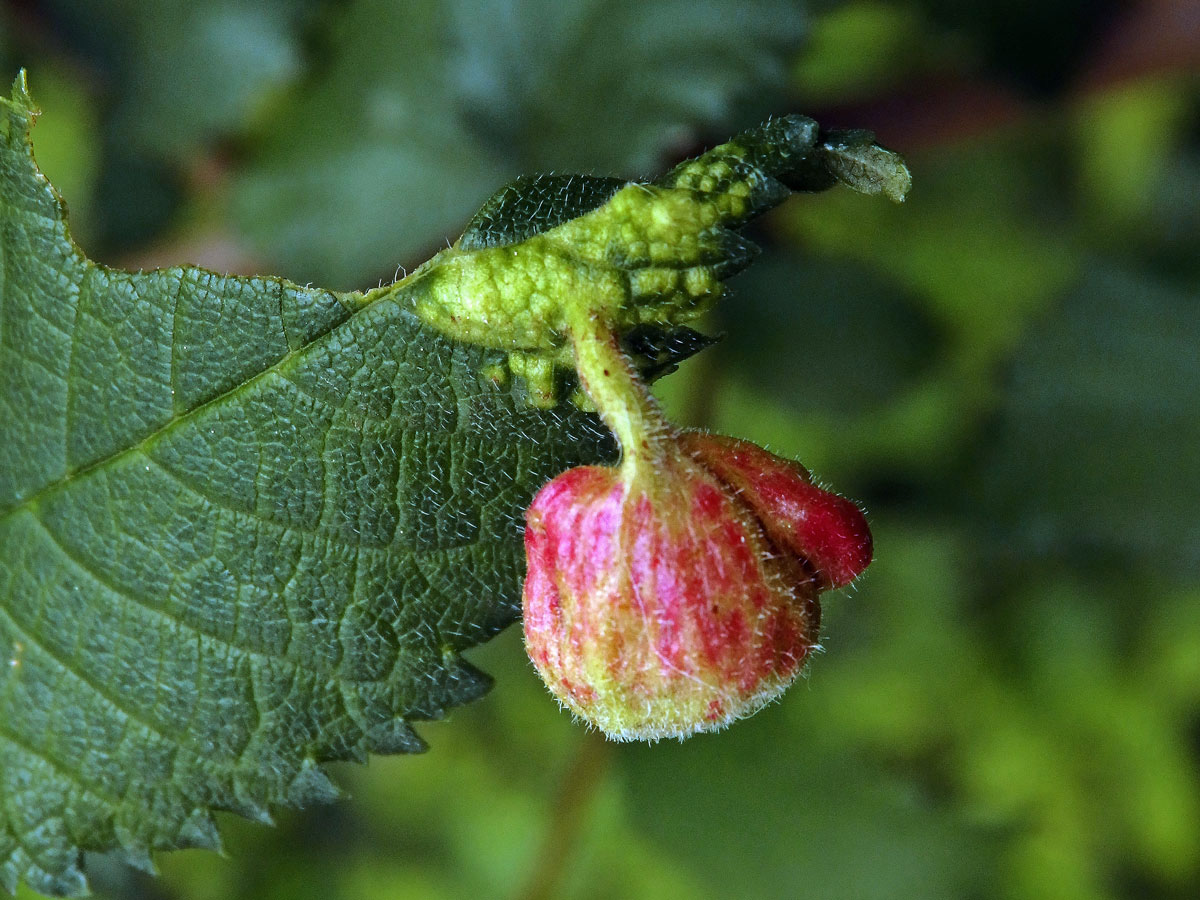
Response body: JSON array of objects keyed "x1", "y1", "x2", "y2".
[{"x1": 0, "y1": 73, "x2": 614, "y2": 896}]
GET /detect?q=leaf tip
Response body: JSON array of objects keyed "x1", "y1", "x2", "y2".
[
  {"x1": 444, "y1": 657, "x2": 494, "y2": 706},
  {"x1": 113, "y1": 845, "x2": 157, "y2": 877},
  {"x1": 1, "y1": 860, "x2": 18, "y2": 897},
  {"x1": 7, "y1": 69, "x2": 35, "y2": 115},
  {"x1": 365, "y1": 719, "x2": 428, "y2": 755},
  {"x1": 177, "y1": 810, "x2": 223, "y2": 854},
  {"x1": 287, "y1": 761, "x2": 343, "y2": 808},
  {"x1": 225, "y1": 797, "x2": 274, "y2": 828},
  {"x1": 882, "y1": 160, "x2": 914, "y2": 204}
]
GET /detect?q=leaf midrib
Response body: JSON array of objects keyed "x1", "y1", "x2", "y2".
[{"x1": 0, "y1": 266, "x2": 411, "y2": 523}]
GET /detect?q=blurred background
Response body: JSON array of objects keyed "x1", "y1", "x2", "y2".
[{"x1": 3, "y1": 0, "x2": 1198, "y2": 898}]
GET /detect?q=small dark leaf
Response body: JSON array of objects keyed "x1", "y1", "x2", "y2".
[{"x1": 821, "y1": 130, "x2": 913, "y2": 203}]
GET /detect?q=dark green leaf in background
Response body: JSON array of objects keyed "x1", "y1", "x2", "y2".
[
  {"x1": 31, "y1": 0, "x2": 322, "y2": 251},
  {"x1": 232, "y1": 0, "x2": 807, "y2": 287},
  {"x1": 978, "y1": 263, "x2": 1200, "y2": 575},
  {"x1": 720, "y1": 255, "x2": 940, "y2": 420},
  {"x1": 40, "y1": 0, "x2": 319, "y2": 159}
]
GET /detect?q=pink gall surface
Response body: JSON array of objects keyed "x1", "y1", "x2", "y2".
[{"x1": 522, "y1": 434, "x2": 868, "y2": 741}]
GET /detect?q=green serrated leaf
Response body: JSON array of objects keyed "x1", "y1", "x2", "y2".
[
  {"x1": 1, "y1": 66, "x2": 909, "y2": 895},
  {"x1": 0, "y1": 72, "x2": 613, "y2": 896}
]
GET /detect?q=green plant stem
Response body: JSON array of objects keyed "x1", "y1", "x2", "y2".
[{"x1": 567, "y1": 309, "x2": 675, "y2": 478}]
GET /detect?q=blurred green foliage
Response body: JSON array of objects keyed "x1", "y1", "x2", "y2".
[{"x1": 3, "y1": 0, "x2": 1198, "y2": 898}]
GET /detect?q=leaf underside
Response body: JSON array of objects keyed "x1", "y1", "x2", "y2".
[{"x1": 0, "y1": 75, "x2": 615, "y2": 896}]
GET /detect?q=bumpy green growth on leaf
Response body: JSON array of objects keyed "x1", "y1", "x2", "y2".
[
  {"x1": 0, "y1": 68, "x2": 908, "y2": 896},
  {"x1": 413, "y1": 116, "x2": 910, "y2": 405}
]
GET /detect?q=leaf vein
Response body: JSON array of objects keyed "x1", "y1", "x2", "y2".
[
  {"x1": 61, "y1": 266, "x2": 86, "y2": 473},
  {"x1": 143, "y1": 450, "x2": 392, "y2": 550},
  {"x1": 0, "y1": 595, "x2": 183, "y2": 755},
  {"x1": 28, "y1": 509, "x2": 313, "y2": 683},
  {"x1": 0, "y1": 276, "x2": 372, "y2": 520}
]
